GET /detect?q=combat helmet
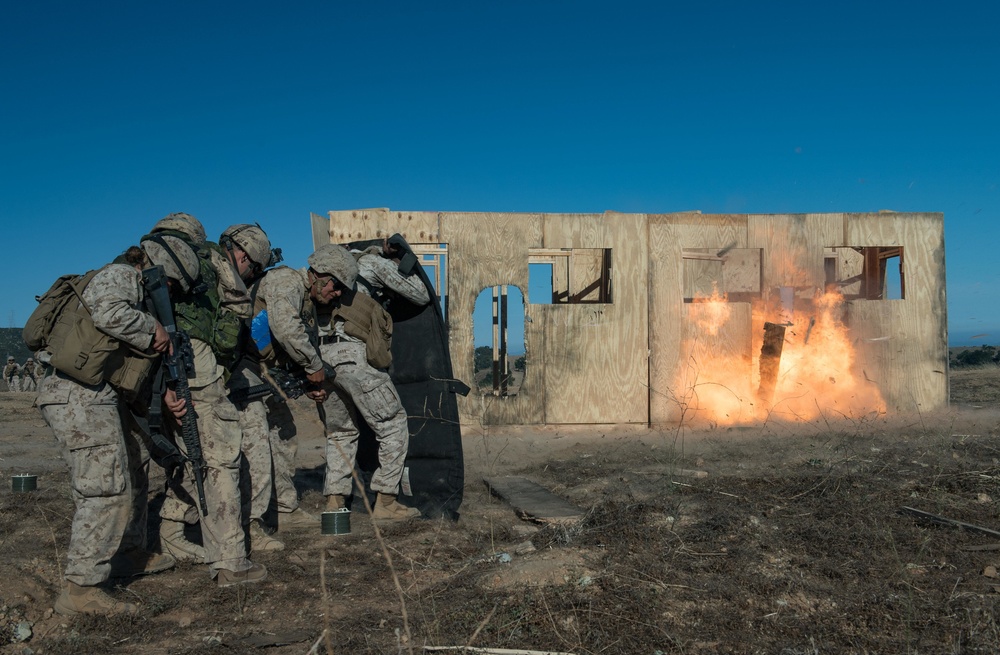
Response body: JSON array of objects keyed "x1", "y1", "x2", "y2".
[
  {"x1": 307, "y1": 244, "x2": 358, "y2": 289},
  {"x1": 151, "y1": 212, "x2": 207, "y2": 245},
  {"x1": 141, "y1": 235, "x2": 202, "y2": 293},
  {"x1": 220, "y1": 223, "x2": 282, "y2": 273}
]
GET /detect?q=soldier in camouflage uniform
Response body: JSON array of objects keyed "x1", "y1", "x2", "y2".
[
  {"x1": 20, "y1": 357, "x2": 38, "y2": 392},
  {"x1": 245, "y1": 252, "x2": 333, "y2": 532},
  {"x1": 214, "y1": 223, "x2": 289, "y2": 551},
  {"x1": 352, "y1": 238, "x2": 431, "y2": 307},
  {"x1": 4, "y1": 356, "x2": 20, "y2": 392},
  {"x1": 36, "y1": 236, "x2": 194, "y2": 616},
  {"x1": 312, "y1": 245, "x2": 421, "y2": 522},
  {"x1": 146, "y1": 213, "x2": 266, "y2": 587}
]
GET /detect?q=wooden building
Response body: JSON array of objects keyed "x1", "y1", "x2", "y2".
[{"x1": 313, "y1": 209, "x2": 947, "y2": 426}]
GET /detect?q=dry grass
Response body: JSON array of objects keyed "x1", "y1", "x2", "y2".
[{"x1": 3, "y1": 373, "x2": 1000, "y2": 653}]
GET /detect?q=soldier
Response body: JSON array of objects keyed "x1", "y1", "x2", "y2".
[
  {"x1": 4, "y1": 356, "x2": 20, "y2": 392},
  {"x1": 215, "y1": 223, "x2": 289, "y2": 551},
  {"x1": 145, "y1": 213, "x2": 267, "y2": 587},
  {"x1": 313, "y1": 245, "x2": 421, "y2": 522},
  {"x1": 244, "y1": 248, "x2": 335, "y2": 533},
  {"x1": 351, "y1": 238, "x2": 431, "y2": 307},
  {"x1": 20, "y1": 357, "x2": 38, "y2": 392},
  {"x1": 35, "y1": 236, "x2": 195, "y2": 616}
]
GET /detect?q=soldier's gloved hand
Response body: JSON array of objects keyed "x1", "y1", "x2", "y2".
[{"x1": 158, "y1": 453, "x2": 185, "y2": 482}]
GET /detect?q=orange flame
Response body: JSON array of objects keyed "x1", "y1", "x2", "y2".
[{"x1": 675, "y1": 287, "x2": 885, "y2": 426}]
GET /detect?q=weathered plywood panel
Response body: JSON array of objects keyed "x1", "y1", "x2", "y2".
[
  {"x1": 648, "y1": 217, "x2": 684, "y2": 425},
  {"x1": 440, "y1": 212, "x2": 545, "y2": 425},
  {"x1": 326, "y1": 207, "x2": 390, "y2": 243},
  {"x1": 845, "y1": 212, "x2": 948, "y2": 412},
  {"x1": 677, "y1": 302, "x2": 754, "y2": 424},
  {"x1": 385, "y1": 210, "x2": 441, "y2": 244},
  {"x1": 540, "y1": 212, "x2": 647, "y2": 424},
  {"x1": 310, "y1": 212, "x2": 331, "y2": 249},
  {"x1": 570, "y1": 248, "x2": 604, "y2": 302},
  {"x1": 672, "y1": 213, "x2": 748, "y2": 249},
  {"x1": 748, "y1": 213, "x2": 844, "y2": 291},
  {"x1": 649, "y1": 214, "x2": 750, "y2": 424}
]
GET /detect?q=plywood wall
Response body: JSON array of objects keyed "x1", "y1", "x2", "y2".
[
  {"x1": 316, "y1": 209, "x2": 948, "y2": 425},
  {"x1": 844, "y1": 212, "x2": 948, "y2": 412}
]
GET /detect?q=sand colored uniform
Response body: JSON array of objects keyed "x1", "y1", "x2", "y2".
[
  {"x1": 4, "y1": 360, "x2": 20, "y2": 392},
  {"x1": 36, "y1": 264, "x2": 156, "y2": 586},
  {"x1": 159, "y1": 249, "x2": 255, "y2": 575},
  {"x1": 354, "y1": 250, "x2": 430, "y2": 306},
  {"x1": 318, "y1": 303, "x2": 410, "y2": 498},
  {"x1": 244, "y1": 267, "x2": 323, "y2": 516},
  {"x1": 20, "y1": 360, "x2": 38, "y2": 392},
  {"x1": 233, "y1": 364, "x2": 297, "y2": 524}
]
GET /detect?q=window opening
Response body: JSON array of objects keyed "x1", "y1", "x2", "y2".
[
  {"x1": 527, "y1": 248, "x2": 612, "y2": 304},
  {"x1": 473, "y1": 285, "x2": 525, "y2": 396},
  {"x1": 826, "y1": 246, "x2": 905, "y2": 300},
  {"x1": 411, "y1": 243, "x2": 448, "y2": 322},
  {"x1": 682, "y1": 248, "x2": 762, "y2": 302}
]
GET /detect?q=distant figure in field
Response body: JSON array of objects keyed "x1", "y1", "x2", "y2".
[
  {"x1": 4, "y1": 356, "x2": 20, "y2": 392},
  {"x1": 20, "y1": 357, "x2": 38, "y2": 392}
]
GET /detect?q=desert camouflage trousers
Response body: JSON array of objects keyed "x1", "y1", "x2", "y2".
[
  {"x1": 37, "y1": 372, "x2": 150, "y2": 586},
  {"x1": 159, "y1": 378, "x2": 250, "y2": 574},
  {"x1": 319, "y1": 341, "x2": 409, "y2": 496},
  {"x1": 239, "y1": 393, "x2": 299, "y2": 528}
]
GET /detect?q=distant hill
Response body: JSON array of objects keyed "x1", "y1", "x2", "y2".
[{"x1": 0, "y1": 327, "x2": 32, "y2": 363}]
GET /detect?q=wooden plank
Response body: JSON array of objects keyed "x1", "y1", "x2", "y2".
[
  {"x1": 647, "y1": 216, "x2": 685, "y2": 424},
  {"x1": 484, "y1": 476, "x2": 584, "y2": 524},
  {"x1": 758, "y1": 322, "x2": 786, "y2": 405},
  {"x1": 310, "y1": 212, "x2": 331, "y2": 248}
]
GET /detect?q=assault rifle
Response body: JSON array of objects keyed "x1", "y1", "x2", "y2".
[
  {"x1": 143, "y1": 266, "x2": 209, "y2": 516},
  {"x1": 267, "y1": 363, "x2": 336, "y2": 400}
]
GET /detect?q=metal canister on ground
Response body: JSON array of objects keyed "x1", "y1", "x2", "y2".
[
  {"x1": 321, "y1": 508, "x2": 351, "y2": 535},
  {"x1": 12, "y1": 475, "x2": 37, "y2": 492}
]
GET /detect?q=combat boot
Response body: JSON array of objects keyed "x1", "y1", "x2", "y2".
[
  {"x1": 325, "y1": 494, "x2": 346, "y2": 510},
  {"x1": 372, "y1": 493, "x2": 421, "y2": 522},
  {"x1": 54, "y1": 581, "x2": 140, "y2": 617},
  {"x1": 110, "y1": 549, "x2": 177, "y2": 577},
  {"x1": 278, "y1": 507, "x2": 318, "y2": 530},
  {"x1": 159, "y1": 519, "x2": 206, "y2": 562},
  {"x1": 216, "y1": 562, "x2": 268, "y2": 588},
  {"x1": 249, "y1": 520, "x2": 285, "y2": 552}
]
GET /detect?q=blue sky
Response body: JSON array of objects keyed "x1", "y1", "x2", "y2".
[{"x1": 2, "y1": 1, "x2": 997, "y2": 346}]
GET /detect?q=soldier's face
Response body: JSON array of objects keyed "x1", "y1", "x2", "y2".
[{"x1": 311, "y1": 274, "x2": 341, "y2": 304}]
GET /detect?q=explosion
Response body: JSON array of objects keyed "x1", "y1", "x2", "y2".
[{"x1": 676, "y1": 285, "x2": 885, "y2": 426}]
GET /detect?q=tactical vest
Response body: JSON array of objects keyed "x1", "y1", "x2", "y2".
[{"x1": 331, "y1": 291, "x2": 393, "y2": 369}]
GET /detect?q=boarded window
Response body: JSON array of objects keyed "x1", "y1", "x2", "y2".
[
  {"x1": 825, "y1": 246, "x2": 905, "y2": 300},
  {"x1": 682, "y1": 248, "x2": 762, "y2": 302},
  {"x1": 527, "y1": 248, "x2": 612, "y2": 304}
]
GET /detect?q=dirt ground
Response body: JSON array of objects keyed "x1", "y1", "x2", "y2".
[{"x1": 4, "y1": 370, "x2": 1000, "y2": 654}]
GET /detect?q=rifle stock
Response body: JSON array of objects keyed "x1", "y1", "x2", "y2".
[{"x1": 142, "y1": 265, "x2": 209, "y2": 516}]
